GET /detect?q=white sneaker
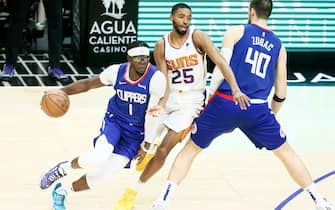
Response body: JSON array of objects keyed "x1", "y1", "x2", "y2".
[
  {"x1": 316, "y1": 199, "x2": 335, "y2": 210},
  {"x1": 152, "y1": 200, "x2": 168, "y2": 210}
]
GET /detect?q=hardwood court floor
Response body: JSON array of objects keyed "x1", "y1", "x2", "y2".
[{"x1": 0, "y1": 87, "x2": 334, "y2": 210}]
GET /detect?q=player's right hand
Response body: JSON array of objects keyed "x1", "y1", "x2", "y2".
[{"x1": 233, "y1": 90, "x2": 250, "y2": 110}]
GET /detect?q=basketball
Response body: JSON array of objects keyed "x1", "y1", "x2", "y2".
[{"x1": 40, "y1": 90, "x2": 70, "y2": 117}]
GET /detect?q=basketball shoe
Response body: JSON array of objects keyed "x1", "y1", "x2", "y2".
[
  {"x1": 48, "y1": 67, "x2": 68, "y2": 81},
  {"x1": 40, "y1": 161, "x2": 68, "y2": 189},
  {"x1": 0, "y1": 64, "x2": 15, "y2": 81},
  {"x1": 114, "y1": 188, "x2": 137, "y2": 210},
  {"x1": 52, "y1": 183, "x2": 67, "y2": 210},
  {"x1": 152, "y1": 199, "x2": 168, "y2": 210},
  {"x1": 316, "y1": 198, "x2": 335, "y2": 210}
]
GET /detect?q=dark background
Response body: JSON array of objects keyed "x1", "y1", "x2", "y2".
[{"x1": 0, "y1": 0, "x2": 334, "y2": 87}]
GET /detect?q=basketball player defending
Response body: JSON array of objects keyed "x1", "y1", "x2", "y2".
[
  {"x1": 39, "y1": 41, "x2": 167, "y2": 210},
  {"x1": 113, "y1": 3, "x2": 250, "y2": 210},
  {"x1": 151, "y1": 0, "x2": 335, "y2": 210}
]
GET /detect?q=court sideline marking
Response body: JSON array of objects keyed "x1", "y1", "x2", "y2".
[{"x1": 275, "y1": 169, "x2": 335, "y2": 209}]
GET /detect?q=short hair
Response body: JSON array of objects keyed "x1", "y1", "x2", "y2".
[
  {"x1": 171, "y1": 3, "x2": 191, "y2": 15},
  {"x1": 127, "y1": 40, "x2": 149, "y2": 51},
  {"x1": 250, "y1": 0, "x2": 273, "y2": 19}
]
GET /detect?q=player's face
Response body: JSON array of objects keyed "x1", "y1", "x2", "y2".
[
  {"x1": 171, "y1": 8, "x2": 192, "y2": 35},
  {"x1": 130, "y1": 55, "x2": 150, "y2": 76}
]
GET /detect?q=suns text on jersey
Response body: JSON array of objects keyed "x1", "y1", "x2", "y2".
[
  {"x1": 116, "y1": 89, "x2": 147, "y2": 104},
  {"x1": 166, "y1": 54, "x2": 199, "y2": 70}
]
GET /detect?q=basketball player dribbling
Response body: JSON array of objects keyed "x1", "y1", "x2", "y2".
[{"x1": 39, "y1": 40, "x2": 167, "y2": 210}]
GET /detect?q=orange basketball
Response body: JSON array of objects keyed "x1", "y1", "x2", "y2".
[{"x1": 40, "y1": 90, "x2": 70, "y2": 117}]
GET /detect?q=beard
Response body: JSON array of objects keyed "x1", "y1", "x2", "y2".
[{"x1": 172, "y1": 21, "x2": 188, "y2": 35}]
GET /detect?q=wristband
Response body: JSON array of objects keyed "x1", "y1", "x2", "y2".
[
  {"x1": 140, "y1": 141, "x2": 159, "y2": 154},
  {"x1": 273, "y1": 94, "x2": 286, "y2": 102},
  {"x1": 140, "y1": 141, "x2": 150, "y2": 153}
]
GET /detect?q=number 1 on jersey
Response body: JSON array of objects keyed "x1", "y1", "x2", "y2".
[{"x1": 129, "y1": 103, "x2": 133, "y2": 116}]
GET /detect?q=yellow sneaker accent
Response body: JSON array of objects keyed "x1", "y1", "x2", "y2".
[
  {"x1": 114, "y1": 188, "x2": 137, "y2": 210},
  {"x1": 136, "y1": 141, "x2": 161, "y2": 172},
  {"x1": 136, "y1": 152, "x2": 154, "y2": 172}
]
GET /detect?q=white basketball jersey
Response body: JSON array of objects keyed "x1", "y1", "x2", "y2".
[{"x1": 164, "y1": 27, "x2": 207, "y2": 104}]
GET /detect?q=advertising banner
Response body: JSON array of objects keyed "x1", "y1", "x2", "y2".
[{"x1": 73, "y1": 0, "x2": 138, "y2": 66}]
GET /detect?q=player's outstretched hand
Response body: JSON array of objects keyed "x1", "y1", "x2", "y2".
[
  {"x1": 233, "y1": 90, "x2": 250, "y2": 110},
  {"x1": 147, "y1": 105, "x2": 165, "y2": 117},
  {"x1": 44, "y1": 89, "x2": 66, "y2": 96}
]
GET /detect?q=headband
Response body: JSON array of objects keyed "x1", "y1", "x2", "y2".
[{"x1": 127, "y1": 46, "x2": 150, "y2": 57}]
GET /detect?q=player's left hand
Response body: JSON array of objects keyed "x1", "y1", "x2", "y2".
[
  {"x1": 233, "y1": 90, "x2": 250, "y2": 110},
  {"x1": 147, "y1": 105, "x2": 165, "y2": 117},
  {"x1": 134, "y1": 147, "x2": 146, "y2": 164},
  {"x1": 44, "y1": 89, "x2": 67, "y2": 97}
]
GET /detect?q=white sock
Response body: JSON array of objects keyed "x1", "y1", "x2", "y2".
[
  {"x1": 157, "y1": 180, "x2": 178, "y2": 203},
  {"x1": 59, "y1": 161, "x2": 71, "y2": 174},
  {"x1": 305, "y1": 183, "x2": 325, "y2": 203},
  {"x1": 131, "y1": 179, "x2": 144, "y2": 192},
  {"x1": 56, "y1": 183, "x2": 73, "y2": 195}
]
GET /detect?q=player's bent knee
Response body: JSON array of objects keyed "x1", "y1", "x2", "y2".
[
  {"x1": 155, "y1": 146, "x2": 170, "y2": 160},
  {"x1": 90, "y1": 151, "x2": 111, "y2": 164}
]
